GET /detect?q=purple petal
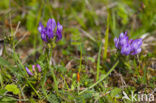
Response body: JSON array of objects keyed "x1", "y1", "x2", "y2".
[
  {"x1": 56, "y1": 22, "x2": 63, "y2": 41},
  {"x1": 25, "y1": 67, "x2": 33, "y2": 76},
  {"x1": 136, "y1": 48, "x2": 142, "y2": 54},
  {"x1": 47, "y1": 18, "x2": 56, "y2": 31},
  {"x1": 136, "y1": 39, "x2": 142, "y2": 47},
  {"x1": 128, "y1": 39, "x2": 133, "y2": 44},
  {"x1": 119, "y1": 32, "x2": 128, "y2": 40},
  {"x1": 119, "y1": 36, "x2": 129, "y2": 47},
  {"x1": 46, "y1": 19, "x2": 56, "y2": 39},
  {"x1": 38, "y1": 22, "x2": 48, "y2": 42},
  {"x1": 121, "y1": 44, "x2": 131, "y2": 55},
  {"x1": 36, "y1": 64, "x2": 41, "y2": 72},
  {"x1": 131, "y1": 39, "x2": 142, "y2": 50},
  {"x1": 46, "y1": 28, "x2": 54, "y2": 39},
  {"x1": 119, "y1": 33, "x2": 125, "y2": 38},
  {"x1": 41, "y1": 31, "x2": 47, "y2": 42},
  {"x1": 124, "y1": 31, "x2": 127, "y2": 36},
  {"x1": 32, "y1": 65, "x2": 36, "y2": 72},
  {"x1": 114, "y1": 37, "x2": 119, "y2": 48},
  {"x1": 38, "y1": 22, "x2": 44, "y2": 33},
  {"x1": 131, "y1": 48, "x2": 142, "y2": 55}
]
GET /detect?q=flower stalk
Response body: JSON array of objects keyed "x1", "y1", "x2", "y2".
[
  {"x1": 47, "y1": 46, "x2": 58, "y2": 92},
  {"x1": 38, "y1": 18, "x2": 63, "y2": 93}
]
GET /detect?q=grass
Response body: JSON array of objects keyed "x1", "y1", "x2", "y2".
[{"x1": 0, "y1": 0, "x2": 156, "y2": 103}]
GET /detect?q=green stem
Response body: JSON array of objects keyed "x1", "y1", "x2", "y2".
[
  {"x1": 41, "y1": 70, "x2": 48, "y2": 100},
  {"x1": 103, "y1": 12, "x2": 110, "y2": 60},
  {"x1": 77, "y1": 44, "x2": 82, "y2": 94},
  {"x1": 51, "y1": 67, "x2": 58, "y2": 92},
  {"x1": 0, "y1": 69, "x2": 3, "y2": 88},
  {"x1": 48, "y1": 47, "x2": 58, "y2": 92},
  {"x1": 79, "y1": 44, "x2": 82, "y2": 73},
  {"x1": 79, "y1": 60, "x2": 119, "y2": 95},
  {"x1": 96, "y1": 43, "x2": 102, "y2": 81},
  {"x1": 77, "y1": 81, "x2": 80, "y2": 94}
]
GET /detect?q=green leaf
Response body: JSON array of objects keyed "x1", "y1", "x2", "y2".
[
  {"x1": 0, "y1": 89, "x2": 7, "y2": 96},
  {"x1": 47, "y1": 93, "x2": 59, "y2": 103},
  {"x1": 70, "y1": 28, "x2": 81, "y2": 46},
  {"x1": 5, "y1": 84, "x2": 20, "y2": 95},
  {"x1": 0, "y1": 97, "x2": 16, "y2": 103}
]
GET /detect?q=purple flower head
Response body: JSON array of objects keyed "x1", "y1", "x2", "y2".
[
  {"x1": 36, "y1": 64, "x2": 41, "y2": 72},
  {"x1": 25, "y1": 67, "x2": 33, "y2": 76},
  {"x1": 114, "y1": 32, "x2": 142, "y2": 55},
  {"x1": 38, "y1": 18, "x2": 63, "y2": 42}
]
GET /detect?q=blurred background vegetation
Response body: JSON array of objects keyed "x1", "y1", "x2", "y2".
[{"x1": 0, "y1": 0, "x2": 156, "y2": 102}]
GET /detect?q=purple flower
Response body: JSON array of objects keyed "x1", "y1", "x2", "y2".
[
  {"x1": 36, "y1": 64, "x2": 41, "y2": 72},
  {"x1": 114, "y1": 37, "x2": 119, "y2": 48},
  {"x1": 114, "y1": 32, "x2": 129, "y2": 48},
  {"x1": 32, "y1": 65, "x2": 36, "y2": 72},
  {"x1": 38, "y1": 22, "x2": 47, "y2": 42},
  {"x1": 119, "y1": 36, "x2": 129, "y2": 47},
  {"x1": 119, "y1": 32, "x2": 126, "y2": 39},
  {"x1": 25, "y1": 67, "x2": 33, "y2": 76},
  {"x1": 38, "y1": 22, "x2": 44, "y2": 33},
  {"x1": 46, "y1": 18, "x2": 56, "y2": 39},
  {"x1": 38, "y1": 18, "x2": 63, "y2": 42},
  {"x1": 131, "y1": 39, "x2": 142, "y2": 50},
  {"x1": 56, "y1": 22, "x2": 63, "y2": 41},
  {"x1": 114, "y1": 32, "x2": 142, "y2": 55}
]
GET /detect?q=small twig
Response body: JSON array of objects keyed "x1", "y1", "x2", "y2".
[
  {"x1": 0, "y1": 9, "x2": 11, "y2": 15},
  {"x1": 96, "y1": 2, "x2": 118, "y2": 15},
  {"x1": 13, "y1": 21, "x2": 21, "y2": 37},
  {"x1": 14, "y1": 32, "x2": 29, "y2": 47},
  {"x1": 79, "y1": 28, "x2": 96, "y2": 42}
]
